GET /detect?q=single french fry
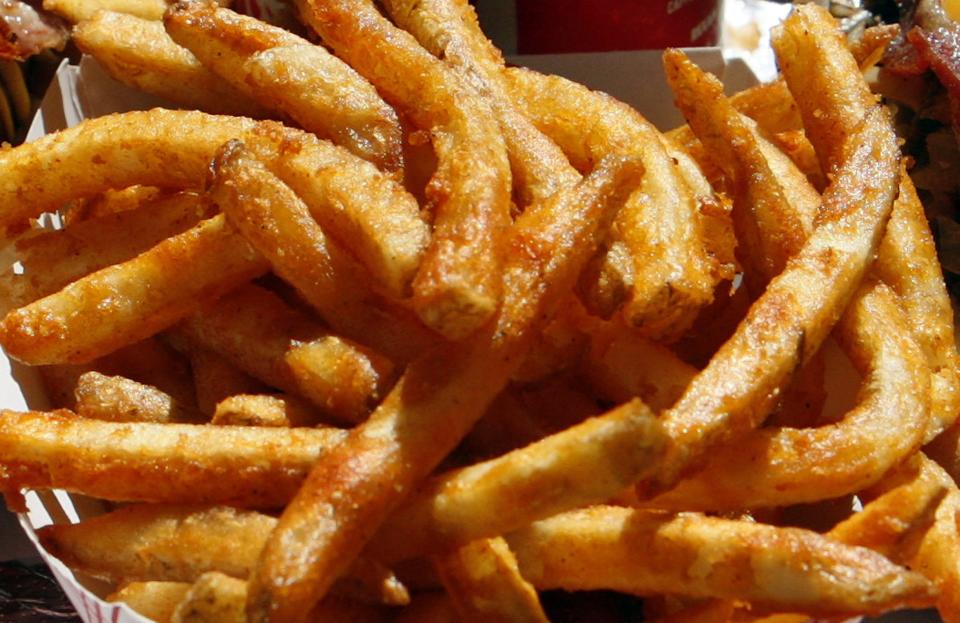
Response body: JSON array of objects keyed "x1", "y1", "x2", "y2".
[
  {"x1": 434, "y1": 537, "x2": 548, "y2": 623},
  {"x1": 74, "y1": 12, "x2": 270, "y2": 118},
  {"x1": 0, "y1": 190, "x2": 212, "y2": 312},
  {"x1": 0, "y1": 410, "x2": 346, "y2": 506},
  {"x1": 0, "y1": 214, "x2": 269, "y2": 365},
  {"x1": 246, "y1": 157, "x2": 644, "y2": 622},
  {"x1": 164, "y1": 3, "x2": 403, "y2": 173},
  {"x1": 174, "y1": 283, "x2": 394, "y2": 423},
  {"x1": 505, "y1": 506, "x2": 937, "y2": 616},
  {"x1": 296, "y1": 0, "x2": 511, "y2": 339},
  {"x1": 184, "y1": 348, "x2": 265, "y2": 416},
  {"x1": 643, "y1": 281, "x2": 930, "y2": 510},
  {"x1": 45, "y1": 0, "x2": 169, "y2": 21},
  {"x1": 646, "y1": 107, "x2": 900, "y2": 492},
  {"x1": 107, "y1": 581, "x2": 190, "y2": 623},
  {"x1": 369, "y1": 398, "x2": 665, "y2": 562},
  {"x1": 75, "y1": 371, "x2": 202, "y2": 423}
]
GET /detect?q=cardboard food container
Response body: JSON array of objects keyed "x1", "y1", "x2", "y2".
[{"x1": 5, "y1": 49, "x2": 758, "y2": 622}]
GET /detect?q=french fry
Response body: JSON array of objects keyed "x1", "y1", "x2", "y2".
[
  {"x1": 380, "y1": 0, "x2": 579, "y2": 207},
  {"x1": 184, "y1": 347, "x2": 265, "y2": 416},
  {"x1": 295, "y1": 0, "x2": 511, "y2": 339},
  {"x1": 45, "y1": 0, "x2": 170, "y2": 22},
  {"x1": 433, "y1": 537, "x2": 548, "y2": 623},
  {"x1": 0, "y1": 410, "x2": 346, "y2": 506},
  {"x1": 246, "y1": 157, "x2": 643, "y2": 622},
  {"x1": 773, "y1": 4, "x2": 960, "y2": 441},
  {"x1": 0, "y1": 214, "x2": 269, "y2": 364},
  {"x1": 164, "y1": 3, "x2": 404, "y2": 173},
  {"x1": 0, "y1": 190, "x2": 212, "y2": 312},
  {"x1": 173, "y1": 283, "x2": 394, "y2": 423},
  {"x1": 75, "y1": 371, "x2": 202, "y2": 423},
  {"x1": 643, "y1": 281, "x2": 930, "y2": 510},
  {"x1": 368, "y1": 398, "x2": 666, "y2": 562},
  {"x1": 74, "y1": 12, "x2": 271, "y2": 118},
  {"x1": 107, "y1": 581, "x2": 190, "y2": 623},
  {"x1": 505, "y1": 506, "x2": 937, "y2": 616},
  {"x1": 647, "y1": 106, "x2": 900, "y2": 492},
  {"x1": 504, "y1": 66, "x2": 720, "y2": 341}
]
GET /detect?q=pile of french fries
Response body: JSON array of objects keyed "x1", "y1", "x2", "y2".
[{"x1": 1, "y1": 0, "x2": 959, "y2": 621}]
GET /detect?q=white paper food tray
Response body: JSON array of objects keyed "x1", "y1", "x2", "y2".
[{"x1": 2, "y1": 49, "x2": 760, "y2": 622}]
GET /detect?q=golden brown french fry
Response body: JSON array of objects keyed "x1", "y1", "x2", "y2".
[
  {"x1": 380, "y1": 0, "x2": 579, "y2": 207},
  {"x1": 174, "y1": 283, "x2": 394, "y2": 423},
  {"x1": 74, "y1": 11, "x2": 270, "y2": 117},
  {"x1": 647, "y1": 106, "x2": 900, "y2": 492},
  {"x1": 0, "y1": 410, "x2": 346, "y2": 506},
  {"x1": 45, "y1": 0, "x2": 169, "y2": 21},
  {"x1": 172, "y1": 572, "x2": 389, "y2": 623},
  {"x1": 433, "y1": 537, "x2": 548, "y2": 623},
  {"x1": 643, "y1": 281, "x2": 930, "y2": 510},
  {"x1": 505, "y1": 506, "x2": 937, "y2": 616},
  {"x1": 0, "y1": 214, "x2": 269, "y2": 365},
  {"x1": 0, "y1": 111, "x2": 428, "y2": 298},
  {"x1": 663, "y1": 48, "x2": 819, "y2": 292},
  {"x1": 296, "y1": 0, "x2": 511, "y2": 340},
  {"x1": 75, "y1": 371, "x2": 202, "y2": 423},
  {"x1": 207, "y1": 141, "x2": 437, "y2": 366},
  {"x1": 369, "y1": 398, "x2": 665, "y2": 562},
  {"x1": 504, "y1": 66, "x2": 720, "y2": 341},
  {"x1": 40, "y1": 504, "x2": 409, "y2": 605},
  {"x1": 108, "y1": 581, "x2": 190, "y2": 623},
  {"x1": 73, "y1": 186, "x2": 166, "y2": 222},
  {"x1": 773, "y1": 4, "x2": 960, "y2": 441},
  {"x1": 164, "y1": 3, "x2": 404, "y2": 173},
  {"x1": 0, "y1": 190, "x2": 212, "y2": 312},
  {"x1": 246, "y1": 157, "x2": 644, "y2": 622},
  {"x1": 212, "y1": 394, "x2": 322, "y2": 428}
]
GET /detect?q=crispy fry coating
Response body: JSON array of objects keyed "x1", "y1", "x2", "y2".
[
  {"x1": 107, "y1": 581, "x2": 190, "y2": 623},
  {"x1": 506, "y1": 506, "x2": 937, "y2": 616},
  {"x1": 45, "y1": 0, "x2": 170, "y2": 21},
  {"x1": 164, "y1": 2, "x2": 404, "y2": 172},
  {"x1": 74, "y1": 12, "x2": 270, "y2": 117},
  {"x1": 0, "y1": 410, "x2": 346, "y2": 506},
  {"x1": 75, "y1": 371, "x2": 202, "y2": 423}
]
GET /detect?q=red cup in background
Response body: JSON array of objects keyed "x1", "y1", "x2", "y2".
[{"x1": 515, "y1": 0, "x2": 722, "y2": 54}]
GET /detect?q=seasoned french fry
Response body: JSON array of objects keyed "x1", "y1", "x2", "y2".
[
  {"x1": 45, "y1": 0, "x2": 170, "y2": 21},
  {"x1": 296, "y1": 0, "x2": 511, "y2": 339},
  {"x1": 643, "y1": 281, "x2": 930, "y2": 510},
  {"x1": 246, "y1": 157, "x2": 643, "y2": 622},
  {"x1": 0, "y1": 410, "x2": 346, "y2": 506},
  {"x1": 74, "y1": 12, "x2": 270, "y2": 117},
  {"x1": 107, "y1": 581, "x2": 190, "y2": 623},
  {"x1": 505, "y1": 506, "x2": 937, "y2": 616},
  {"x1": 369, "y1": 398, "x2": 666, "y2": 561},
  {"x1": 75, "y1": 371, "x2": 202, "y2": 423},
  {"x1": 174, "y1": 283, "x2": 394, "y2": 423},
  {"x1": 0, "y1": 214, "x2": 269, "y2": 364},
  {"x1": 647, "y1": 106, "x2": 900, "y2": 492},
  {"x1": 0, "y1": 190, "x2": 212, "y2": 312},
  {"x1": 164, "y1": 3, "x2": 404, "y2": 173},
  {"x1": 434, "y1": 537, "x2": 548, "y2": 623},
  {"x1": 184, "y1": 348, "x2": 265, "y2": 416}
]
